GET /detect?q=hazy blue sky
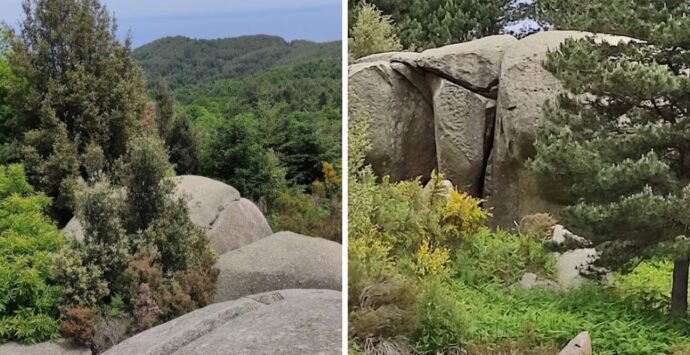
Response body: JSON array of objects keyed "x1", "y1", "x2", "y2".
[{"x1": 0, "y1": 0, "x2": 342, "y2": 47}]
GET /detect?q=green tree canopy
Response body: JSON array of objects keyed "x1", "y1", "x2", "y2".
[
  {"x1": 8, "y1": 0, "x2": 147, "y2": 222},
  {"x1": 351, "y1": 0, "x2": 514, "y2": 50},
  {"x1": 531, "y1": 0, "x2": 690, "y2": 316},
  {"x1": 348, "y1": 2, "x2": 402, "y2": 60}
]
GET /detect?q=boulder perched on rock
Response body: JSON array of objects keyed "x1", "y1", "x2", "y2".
[
  {"x1": 62, "y1": 175, "x2": 272, "y2": 254},
  {"x1": 104, "y1": 289, "x2": 341, "y2": 355},
  {"x1": 214, "y1": 231, "x2": 341, "y2": 303},
  {"x1": 0, "y1": 339, "x2": 89, "y2": 355},
  {"x1": 349, "y1": 60, "x2": 436, "y2": 182},
  {"x1": 559, "y1": 331, "x2": 592, "y2": 355},
  {"x1": 396, "y1": 34, "x2": 517, "y2": 96}
]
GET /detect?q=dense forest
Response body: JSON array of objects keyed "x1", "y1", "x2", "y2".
[
  {"x1": 133, "y1": 35, "x2": 342, "y2": 241},
  {"x1": 349, "y1": 0, "x2": 690, "y2": 354},
  {"x1": 133, "y1": 35, "x2": 340, "y2": 89}
]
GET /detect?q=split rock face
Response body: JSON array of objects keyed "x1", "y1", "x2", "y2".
[{"x1": 351, "y1": 31, "x2": 633, "y2": 228}]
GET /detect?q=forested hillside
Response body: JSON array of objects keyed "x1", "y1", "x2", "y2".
[
  {"x1": 133, "y1": 35, "x2": 340, "y2": 89},
  {"x1": 134, "y1": 35, "x2": 343, "y2": 242}
]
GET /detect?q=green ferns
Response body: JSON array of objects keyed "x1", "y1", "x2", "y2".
[{"x1": 0, "y1": 164, "x2": 64, "y2": 343}]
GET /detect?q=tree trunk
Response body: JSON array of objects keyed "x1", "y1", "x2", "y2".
[{"x1": 671, "y1": 257, "x2": 689, "y2": 317}]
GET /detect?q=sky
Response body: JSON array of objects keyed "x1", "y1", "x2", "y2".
[{"x1": 0, "y1": 0, "x2": 342, "y2": 47}]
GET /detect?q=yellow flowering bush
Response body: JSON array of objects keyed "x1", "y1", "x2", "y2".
[
  {"x1": 415, "y1": 237, "x2": 450, "y2": 276},
  {"x1": 441, "y1": 189, "x2": 490, "y2": 240}
]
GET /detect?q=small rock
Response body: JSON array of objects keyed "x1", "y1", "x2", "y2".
[
  {"x1": 557, "y1": 249, "x2": 598, "y2": 288},
  {"x1": 559, "y1": 331, "x2": 592, "y2": 355},
  {"x1": 546, "y1": 225, "x2": 592, "y2": 252},
  {"x1": 512, "y1": 272, "x2": 561, "y2": 291}
]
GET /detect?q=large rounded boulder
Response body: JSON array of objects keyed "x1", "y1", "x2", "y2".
[
  {"x1": 104, "y1": 289, "x2": 341, "y2": 355},
  {"x1": 213, "y1": 231, "x2": 341, "y2": 303},
  {"x1": 62, "y1": 175, "x2": 272, "y2": 254}
]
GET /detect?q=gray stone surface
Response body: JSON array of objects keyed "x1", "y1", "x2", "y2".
[
  {"x1": 428, "y1": 75, "x2": 495, "y2": 196},
  {"x1": 214, "y1": 231, "x2": 341, "y2": 303},
  {"x1": 354, "y1": 51, "x2": 419, "y2": 64},
  {"x1": 557, "y1": 248, "x2": 598, "y2": 288},
  {"x1": 206, "y1": 198, "x2": 273, "y2": 255},
  {"x1": 513, "y1": 272, "x2": 561, "y2": 291},
  {"x1": 62, "y1": 175, "x2": 271, "y2": 254},
  {"x1": 103, "y1": 289, "x2": 341, "y2": 355},
  {"x1": 397, "y1": 34, "x2": 517, "y2": 96},
  {"x1": 485, "y1": 31, "x2": 633, "y2": 227},
  {"x1": 349, "y1": 61, "x2": 436, "y2": 182},
  {"x1": 559, "y1": 331, "x2": 592, "y2": 355},
  {"x1": 0, "y1": 338, "x2": 89, "y2": 355}
]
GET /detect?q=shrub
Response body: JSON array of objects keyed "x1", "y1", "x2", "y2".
[
  {"x1": 51, "y1": 246, "x2": 109, "y2": 309},
  {"x1": 73, "y1": 178, "x2": 129, "y2": 285},
  {"x1": 519, "y1": 213, "x2": 557, "y2": 239},
  {"x1": 143, "y1": 198, "x2": 212, "y2": 273},
  {"x1": 0, "y1": 164, "x2": 64, "y2": 343},
  {"x1": 91, "y1": 315, "x2": 131, "y2": 354},
  {"x1": 615, "y1": 259, "x2": 674, "y2": 313},
  {"x1": 414, "y1": 278, "x2": 471, "y2": 353},
  {"x1": 349, "y1": 276, "x2": 419, "y2": 343},
  {"x1": 59, "y1": 307, "x2": 98, "y2": 346},
  {"x1": 454, "y1": 229, "x2": 557, "y2": 286},
  {"x1": 118, "y1": 135, "x2": 173, "y2": 233}
]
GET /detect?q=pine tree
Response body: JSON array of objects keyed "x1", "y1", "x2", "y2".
[
  {"x1": 530, "y1": 0, "x2": 690, "y2": 316},
  {"x1": 348, "y1": 2, "x2": 402, "y2": 60},
  {"x1": 168, "y1": 114, "x2": 199, "y2": 174},
  {"x1": 8, "y1": 0, "x2": 146, "y2": 222},
  {"x1": 354, "y1": 0, "x2": 513, "y2": 50}
]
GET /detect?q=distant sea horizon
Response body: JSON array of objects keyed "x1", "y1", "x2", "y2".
[{"x1": 1, "y1": 3, "x2": 342, "y2": 48}]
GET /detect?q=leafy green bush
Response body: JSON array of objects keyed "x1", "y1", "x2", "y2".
[
  {"x1": 615, "y1": 259, "x2": 674, "y2": 314},
  {"x1": 0, "y1": 164, "x2": 64, "y2": 343},
  {"x1": 414, "y1": 277, "x2": 469, "y2": 353},
  {"x1": 454, "y1": 228, "x2": 557, "y2": 286}
]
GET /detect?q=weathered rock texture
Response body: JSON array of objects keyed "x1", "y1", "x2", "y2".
[
  {"x1": 62, "y1": 175, "x2": 272, "y2": 254},
  {"x1": 103, "y1": 289, "x2": 341, "y2": 355},
  {"x1": 349, "y1": 60, "x2": 436, "y2": 182},
  {"x1": 214, "y1": 231, "x2": 341, "y2": 303},
  {"x1": 351, "y1": 31, "x2": 632, "y2": 228},
  {"x1": 0, "y1": 339, "x2": 89, "y2": 355},
  {"x1": 559, "y1": 331, "x2": 593, "y2": 355}
]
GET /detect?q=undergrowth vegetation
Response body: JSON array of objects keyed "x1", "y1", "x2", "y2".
[{"x1": 348, "y1": 95, "x2": 690, "y2": 354}]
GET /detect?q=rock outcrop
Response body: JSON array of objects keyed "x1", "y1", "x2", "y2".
[
  {"x1": 62, "y1": 175, "x2": 272, "y2": 254},
  {"x1": 351, "y1": 31, "x2": 633, "y2": 228},
  {"x1": 0, "y1": 339, "x2": 89, "y2": 355},
  {"x1": 214, "y1": 231, "x2": 342, "y2": 303},
  {"x1": 104, "y1": 289, "x2": 342, "y2": 355},
  {"x1": 349, "y1": 60, "x2": 436, "y2": 182}
]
